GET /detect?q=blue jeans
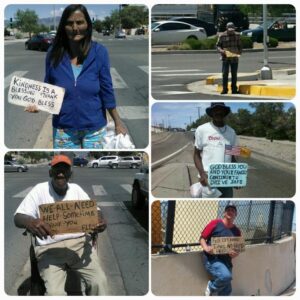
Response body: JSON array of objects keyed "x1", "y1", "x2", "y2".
[
  {"x1": 204, "y1": 258, "x2": 233, "y2": 296},
  {"x1": 222, "y1": 60, "x2": 238, "y2": 92}
]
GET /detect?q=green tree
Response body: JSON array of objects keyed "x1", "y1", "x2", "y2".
[
  {"x1": 14, "y1": 9, "x2": 39, "y2": 38},
  {"x1": 120, "y1": 5, "x2": 148, "y2": 28},
  {"x1": 93, "y1": 20, "x2": 103, "y2": 33}
]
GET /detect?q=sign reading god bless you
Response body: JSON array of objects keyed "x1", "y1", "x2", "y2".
[
  {"x1": 208, "y1": 163, "x2": 248, "y2": 187},
  {"x1": 8, "y1": 76, "x2": 65, "y2": 115},
  {"x1": 211, "y1": 237, "x2": 245, "y2": 255},
  {"x1": 39, "y1": 200, "x2": 99, "y2": 234}
]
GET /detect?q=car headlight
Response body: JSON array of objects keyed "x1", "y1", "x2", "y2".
[{"x1": 247, "y1": 32, "x2": 253, "y2": 37}]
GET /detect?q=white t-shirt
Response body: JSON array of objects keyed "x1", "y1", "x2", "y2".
[
  {"x1": 194, "y1": 122, "x2": 237, "y2": 172},
  {"x1": 15, "y1": 181, "x2": 90, "y2": 246}
]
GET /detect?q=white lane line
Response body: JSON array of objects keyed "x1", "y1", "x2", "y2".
[
  {"x1": 13, "y1": 187, "x2": 33, "y2": 198},
  {"x1": 152, "y1": 67, "x2": 168, "y2": 69},
  {"x1": 155, "y1": 73, "x2": 218, "y2": 77},
  {"x1": 110, "y1": 68, "x2": 128, "y2": 89},
  {"x1": 159, "y1": 91, "x2": 197, "y2": 95},
  {"x1": 139, "y1": 66, "x2": 149, "y2": 74},
  {"x1": 121, "y1": 184, "x2": 132, "y2": 193},
  {"x1": 152, "y1": 69, "x2": 204, "y2": 73},
  {"x1": 118, "y1": 106, "x2": 148, "y2": 120},
  {"x1": 98, "y1": 202, "x2": 121, "y2": 207},
  {"x1": 5, "y1": 71, "x2": 28, "y2": 89},
  {"x1": 92, "y1": 185, "x2": 108, "y2": 196},
  {"x1": 160, "y1": 84, "x2": 184, "y2": 87}
]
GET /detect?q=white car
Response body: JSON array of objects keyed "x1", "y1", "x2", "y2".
[
  {"x1": 88, "y1": 156, "x2": 119, "y2": 168},
  {"x1": 151, "y1": 20, "x2": 207, "y2": 45}
]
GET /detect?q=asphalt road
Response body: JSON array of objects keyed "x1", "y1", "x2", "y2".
[
  {"x1": 151, "y1": 132, "x2": 295, "y2": 198},
  {"x1": 4, "y1": 35, "x2": 148, "y2": 149},
  {"x1": 5, "y1": 165, "x2": 148, "y2": 295},
  {"x1": 152, "y1": 50, "x2": 296, "y2": 100}
]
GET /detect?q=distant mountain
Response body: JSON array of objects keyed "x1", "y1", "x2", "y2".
[{"x1": 4, "y1": 16, "x2": 61, "y2": 28}]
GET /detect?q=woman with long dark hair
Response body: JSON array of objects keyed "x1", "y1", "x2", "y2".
[{"x1": 27, "y1": 4, "x2": 127, "y2": 148}]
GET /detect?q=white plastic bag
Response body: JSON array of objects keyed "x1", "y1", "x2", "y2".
[
  {"x1": 115, "y1": 134, "x2": 135, "y2": 149},
  {"x1": 190, "y1": 182, "x2": 222, "y2": 198}
]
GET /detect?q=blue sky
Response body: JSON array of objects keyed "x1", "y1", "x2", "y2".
[
  {"x1": 152, "y1": 102, "x2": 294, "y2": 128},
  {"x1": 5, "y1": 4, "x2": 119, "y2": 21}
]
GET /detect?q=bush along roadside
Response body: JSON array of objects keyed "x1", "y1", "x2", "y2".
[{"x1": 168, "y1": 35, "x2": 267, "y2": 51}]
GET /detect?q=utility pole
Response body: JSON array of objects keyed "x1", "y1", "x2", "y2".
[
  {"x1": 260, "y1": 4, "x2": 273, "y2": 79},
  {"x1": 53, "y1": 5, "x2": 56, "y2": 31}
]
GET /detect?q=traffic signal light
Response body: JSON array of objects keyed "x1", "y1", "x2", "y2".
[{"x1": 10, "y1": 17, "x2": 13, "y2": 28}]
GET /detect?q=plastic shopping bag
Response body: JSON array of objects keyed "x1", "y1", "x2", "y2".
[{"x1": 190, "y1": 182, "x2": 222, "y2": 198}]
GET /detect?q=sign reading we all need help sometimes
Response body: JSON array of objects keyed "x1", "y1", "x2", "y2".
[
  {"x1": 8, "y1": 76, "x2": 65, "y2": 114},
  {"x1": 211, "y1": 236, "x2": 245, "y2": 255},
  {"x1": 208, "y1": 163, "x2": 248, "y2": 187},
  {"x1": 39, "y1": 200, "x2": 99, "y2": 234}
]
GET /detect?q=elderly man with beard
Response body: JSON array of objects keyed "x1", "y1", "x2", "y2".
[
  {"x1": 14, "y1": 154, "x2": 107, "y2": 296},
  {"x1": 217, "y1": 22, "x2": 242, "y2": 94}
]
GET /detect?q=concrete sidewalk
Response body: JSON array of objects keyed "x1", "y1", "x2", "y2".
[{"x1": 187, "y1": 68, "x2": 295, "y2": 99}]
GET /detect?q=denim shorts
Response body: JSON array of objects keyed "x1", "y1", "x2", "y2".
[{"x1": 53, "y1": 127, "x2": 106, "y2": 149}]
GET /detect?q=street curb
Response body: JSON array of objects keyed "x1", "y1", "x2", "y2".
[
  {"x1": 206, "y1": 73, "x2": 259, "y2": 85},
  {"x1": 216, "y1": 83, "x2": 296, "y2": 98},
  {"x1": 152, "y1": 142, "x2": 192, "y2": 170},
  {"x1": 152, "y1": 47, "x2": 296, "y2": 55},
  {"x1": 33, "y1": 115, "x2": 52, "y2": 149}
]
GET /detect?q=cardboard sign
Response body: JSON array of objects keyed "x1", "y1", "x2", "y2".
[
  {"x1": 211, "y1": 236, "x2": 245, "y2": 254},
  {"x1": 8, "y1": 76, "x2": 65, "y2": 114},
  {"x1": 208, "y1": 163, "x2": 248, "y2": 187},
  {"x1": 39, "y1": 200, "x2": 99, "y2": 234}
]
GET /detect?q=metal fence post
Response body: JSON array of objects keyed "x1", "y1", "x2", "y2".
[
  {"x1": 164, "y1": 200, "x2": 176, "y2": 252},
  {"x1": 266, "y1": 201, "x2": 276, "y2": 243}
]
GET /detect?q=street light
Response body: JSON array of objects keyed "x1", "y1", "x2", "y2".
[{"x1": 260, "y1": 4, "x2": 273, "y2": 80}]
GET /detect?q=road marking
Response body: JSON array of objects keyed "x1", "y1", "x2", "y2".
[
  {"x1": 98, "y1": 202, "x2": 122, "y2": 207},
  {"x1": 155, "y1": 73, "x2": 218, "y2": 77},
  {"x1": 159, "y1": 84, "x2": 184, "y2": 87},
  {"x1": 118, "y1": 106, "x2": 148, "y2": 119},
  {"x1": 152, "y1": 69, "x2": 204, "y2": 73},
  {"x1": 152, "y1": 67, "x2": 168, "y2": 69},
  {"x1": 92, "y1": 185, "x2": 108, "y2": 196},
  {"x1": 5, "y1": 71, "x2": 28, "y2": 89},
  {"x1": 121, "y1": 184, "x2": 132, "y2": 193},
  {"x1": 158, "y1": 91, "x2": 197, "y2": 95},
  {"x1": 139, "y1": 66, "x2": 149, "y2": 74},
  {"x1": 110, "y1": 68, "x2": 128, "y2": 89},
  {"x1": 13, "y1": 187, "x2": 33, "y2": 198}
]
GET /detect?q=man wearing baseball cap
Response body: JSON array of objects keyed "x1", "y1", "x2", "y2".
[
  {"x1": 14, "y1": 154, "x2": 107, "y2": 295},
  {"x1": 193, "y1": 102, "x2": 238, "y2": 198},
  {"x1": 200, "y1": 203, "x2": 241, "y2": 296},
  {"x1": 216, "y1": 22, "x2": 242, "y2": 94}
]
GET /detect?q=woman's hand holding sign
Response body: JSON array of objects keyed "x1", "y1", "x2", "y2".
[{"x1": 25, "y1": 105, "x2": 39, "y2": 113}]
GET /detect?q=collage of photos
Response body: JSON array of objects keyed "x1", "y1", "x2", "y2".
[{"x1": 2, "y1": 1, "x2": 296, "y2": 298}]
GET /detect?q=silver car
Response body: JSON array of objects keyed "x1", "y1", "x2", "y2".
[
  {"x1": 109, "y1": 156, "x2": 142, "y2": 169},
  {"x1": 5, "y1": 161, "x2": 28, "y2": 172},
  {"x1": 151, "y1": 20, "x2": 207, "y2": 45}
]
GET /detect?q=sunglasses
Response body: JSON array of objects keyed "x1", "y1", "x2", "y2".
[{"x1": 51, "y1": 165, "x2": 72, "y2": 177}]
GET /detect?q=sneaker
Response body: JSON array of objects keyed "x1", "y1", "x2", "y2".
[
  {"x1": 220, "y1": 90, "x2": 228, "y2": 95},
  {"x1": 205, "y1": 281, "x2": 212, "y2": 296}
]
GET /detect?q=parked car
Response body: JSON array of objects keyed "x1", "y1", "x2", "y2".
[
  {"x1": 88, "y1": 156, "x2": 119, "y2": 168},
  {"x1": 108, "y1": 156, "x2": 142, "y2": 169},
  {"x1": 151, "y1": 20, "x2": 207, "y2": 45},
  {"x1": 135, "y1": 28, "x2": 145, "y2": 35},
  {"x1": 115, "y1": 31, "x2": 126, "y2": 39},
  {"x1": 169, "y1": 17, "x2": 216, "y2": 36},
  {"x1": 241, "y1": 19, "x2": 296, "y2": 42},
  {"x1": 103, "y1": 29, "x2": 110, "y2": 36},
  {"x1": 73, "y1": 157, "x2": 88, "y2": 167},
  {"x1": 5, "y1": 160, "x2": 28, "y2": 172},
  {"x1": 131, "y1": 165, "x2": 149, "y2": 209},
  {"x1": 48, "y1": 30, "x2": 57, "y2": 37},
  {"x1": 25, "y1": 34, "x2": 54, "y2": 51}
]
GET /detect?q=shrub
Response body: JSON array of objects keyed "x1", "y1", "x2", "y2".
[
  {"x1": 240, "y1": 36, "x2": 253, "y2": 49},
  {"x1": 267, "y1": 37, "x2": 278, "y2": 48},
  {"x1": 15, "y1": 32, "x2": 23, "y2": 39}
]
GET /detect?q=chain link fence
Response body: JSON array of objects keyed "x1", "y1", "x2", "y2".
[{"x1": 152, "y1": 200, "x2": 295, "y2": 254}]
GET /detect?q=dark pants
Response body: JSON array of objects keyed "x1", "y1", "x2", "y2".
[{"x1": 222, "y1": 60, "x2": 238, "y2": 92}]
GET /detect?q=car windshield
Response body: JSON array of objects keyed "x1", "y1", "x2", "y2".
[
  {"x1": 151, "y1": 22, "x2": 160, "y2": 30},
  {"x1": 258, "y1": 21, "x2": 273, "y2": 28}
]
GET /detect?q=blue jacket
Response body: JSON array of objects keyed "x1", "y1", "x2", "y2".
[{"x1": 45, "y1": 41, "x2": 116, "y2": 130}]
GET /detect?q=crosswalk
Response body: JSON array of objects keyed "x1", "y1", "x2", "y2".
[
  {"x1": 152, "y1": 66, "x2": 218, "y2": 98},
  {"x1": 12, "y1": 184, "x2": 133, "y2": 199}
]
